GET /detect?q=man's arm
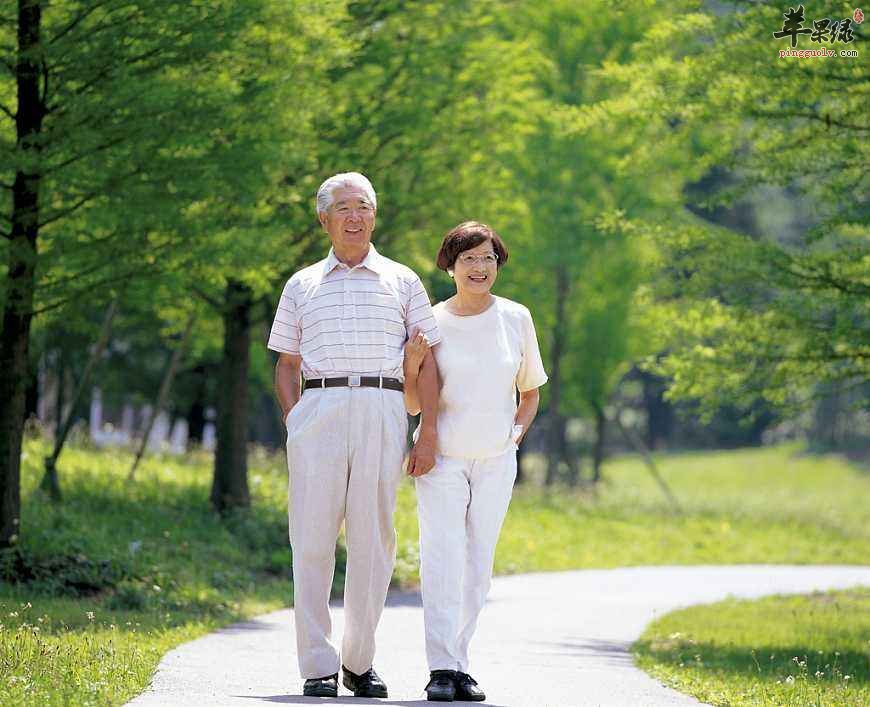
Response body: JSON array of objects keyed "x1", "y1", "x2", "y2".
[
  {"x1": 275, "y1": 353, "x2": 303, "y2": 420},
  {"x1": 407, "y1": 348, "x2": 439, "y2": 476}
]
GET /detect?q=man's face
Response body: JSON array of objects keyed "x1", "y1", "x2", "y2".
[{"x1": 319, "y1": 185, "x2": 376, "y2": 255}]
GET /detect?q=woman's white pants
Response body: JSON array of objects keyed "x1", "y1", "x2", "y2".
[{"x1": 415, "y1": 449, "x2": 517, "y2": 672}]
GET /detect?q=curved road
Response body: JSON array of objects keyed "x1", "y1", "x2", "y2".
[{"x1": 128, "y1": 565, "x2": 870, "y2": 707}]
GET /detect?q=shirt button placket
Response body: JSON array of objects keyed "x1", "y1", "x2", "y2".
[{"x1": 342, "y1": 269, "x2": 354, "y2": 370}]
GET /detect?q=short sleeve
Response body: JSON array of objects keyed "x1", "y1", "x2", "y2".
[
  {"x1": 516, "y1": 309, "x2": 548, "y2": 392},
  {"x1": 405, "y1": 276, "x2": 442, "y2": 345},
  {"x1": 267, "y1": 279, "x2": 300, "y2": 355}
]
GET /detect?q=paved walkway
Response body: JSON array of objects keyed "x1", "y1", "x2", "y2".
[{"x1": 128, "y1": 565, "x2": 870, "y2": 707}]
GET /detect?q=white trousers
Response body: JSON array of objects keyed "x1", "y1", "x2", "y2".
[
  {"x1": 415, "y1": 449, "x2": 517, "y2": 672},
  {"x1": 285, "y1": 386, "x2": 408, "y2": 679}
]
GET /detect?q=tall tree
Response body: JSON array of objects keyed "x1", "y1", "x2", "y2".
[
  {"x1": 492, "y1": 0, "x2": 692, "y2": 483},
  {"x1": 0, "y1": 0, "x2": 269, "y2": 543},
  {"x1": 0, "y1": 0, "x2": 43, "y2": 547},
  {"x1": 179, "y1": 0, "x2": 352, "y2": 512},
  {"x1": 604, "y1": 1, "x2": 868, "y2": 416},
  {"x1": 201, "y1": 0, "x2": 542, "y2": 509}
]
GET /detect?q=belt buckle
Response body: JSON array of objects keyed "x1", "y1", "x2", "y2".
[{"x1": 348, "y1": 375, "x2": 361, "y2": 387}]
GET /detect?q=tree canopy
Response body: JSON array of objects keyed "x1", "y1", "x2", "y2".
[{"x1": 2, "y1": 0, "x2": 866, "y2": 543}]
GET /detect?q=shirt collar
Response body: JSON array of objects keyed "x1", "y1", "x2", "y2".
[{"x1": 323, "y1": 243, "x2": 385, "y2": 276}]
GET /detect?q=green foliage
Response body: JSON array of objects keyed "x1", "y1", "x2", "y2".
[
  {"x1": 178, "y1": 0, "x2": 352, "y2": 304},
  {"x1": 488, "y1": 0, "x2": 698, "y2": 420},
  {"x1": 2, "y1": 1, "x2": 275, "y2": 309},
  {"x1": 1, "y1": 0, "x2": 355, "y2": 408},
  {"x1": 181, "y1": 0, "x2": 547, "y2": 312},
  {"x1": 320, "y1": 0, "x2": 543, "y2": 270},
  {"x1": 14, "y1": 0, "x2": 555, "y2": 434},
  {"x1": 4, "y1": 0, "x2": 864, "y2": 441},
  {"x1": 634, "y1": 589, "x2": 869, "y2": 707},
  {"x1": 4, "y1": 0, "x2": 866, "y2": 554},
  {"x1": 600, "y1": 1, "x2": 869, "y2": 415},
  {"x1": 0, "y1": 547, "x2": 130, "y2": 598}
]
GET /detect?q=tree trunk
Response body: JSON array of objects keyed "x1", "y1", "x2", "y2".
[
  {"x1": 641, "y1": 369, "x2": 673, "y2": 450},
  {"x1": 55, "y1": 349, "x2": 66, "y2": 436},
  {"x1": 591, "y1": 402, "x2": 606, "y2": 483},
  {"x1": 211, "y1": 281, "x2": 251, "y2": 513},
  {"x1": 41, "y1": 300, "x2": 118, "y2": 500},
  {"x1": 0, "y1": 0, "x2": 44, "y2": 548},
  {"x1": 129, "y1": 313, "x2": 196, "y2": 481},
  {"x1": 24, "y1": 357, "x2": 38, "y2": 420},
  {"x1": 810, "y1": 383, "x2": 839, "y2": 449},
  {"x1": 544, "y1": 265, "x2": 569, "y2": 486},
  {"x1": 186, "y1": 364, "x2": 208, "y2": 443},
  {"x1": 614, "y1": 409, "x2": 681, "y2": 513},
  {"x1": 545, "y1": 414, "x2": 567, "y2": 485},
  {"x1": 567, "y1": 450, "x2": 582, "y2": 487},
  {"x1": 515, "y1": 440, "x2": 526, "y2": 485}
]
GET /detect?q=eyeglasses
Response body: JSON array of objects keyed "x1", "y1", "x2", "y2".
[{"x1": 457, "y1": 253, "x2": 498, "y2": 266}]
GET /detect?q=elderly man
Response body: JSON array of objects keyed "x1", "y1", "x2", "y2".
[{"x1": 268, "y1": 172, "x2": 440, "y2": 699}]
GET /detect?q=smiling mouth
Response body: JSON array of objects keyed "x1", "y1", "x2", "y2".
[{"x1": 468, "y1": 274, "x2": 488, "y2": 282}]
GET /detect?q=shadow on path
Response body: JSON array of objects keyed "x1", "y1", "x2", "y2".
[
  {"x1": 233, "y1": 696, "x2": 507, "y2": 706},
  {"x1": 329, "y1": 590, "x2": 423, "y2": 609},
  {"x1": 214, "y1": 620, "x2": 280, "y2": 635},
  {"x1": 530, "y1": 637, "x2": 635, "y2": 666}
]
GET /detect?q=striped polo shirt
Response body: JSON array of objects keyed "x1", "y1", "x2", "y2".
[{"x1": 267, "y1": 244, "x2": 442, "y2": 380}]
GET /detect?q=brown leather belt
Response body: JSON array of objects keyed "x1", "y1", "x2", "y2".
[{"x1": 303, "y1": 376, "x2": 404, "y2": 392}]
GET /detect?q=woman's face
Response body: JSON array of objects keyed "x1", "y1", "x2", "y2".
[{"x1": 453, "y1": 239, "x2": 499, "y2": 295}]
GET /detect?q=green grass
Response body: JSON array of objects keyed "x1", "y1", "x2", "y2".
[
  {"x1": 2, "y1": 437, "x2": 868, "y2": 705},
  {"x1": 486, "y1": 446, "x2": 870, "y2": 572},
  {"x1": 398, "y1": 443, "x2": 870, "y2": 578},
  {"x1": 4, "y1": 438, "x2": 294, "y2": 706},
  {"x1": 633, "y1": 588, "x2": 870, "y2": 706}
]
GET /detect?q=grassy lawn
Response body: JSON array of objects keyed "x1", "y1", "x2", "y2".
[
  {"x1": 3, "y1": 439, "x2": 294, "y2": 706},
  {"x1": 488, "y1": 445, "x2": 870, "y2": 572},
  {"x1": 2, "y1": 437, "x2": 867, "y2": 705},
  {"x1": 634, "y1": 588, "x2": 870, "y2": 707}
]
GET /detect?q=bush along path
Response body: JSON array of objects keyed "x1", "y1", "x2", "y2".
[{"x1": 127, "y1": 565, "x2": 870, "y2": 707}]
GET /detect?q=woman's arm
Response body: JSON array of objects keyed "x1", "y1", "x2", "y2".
[
  {"x1": 513, "y1": 387, "x2": 540, "y2": 444},
  {"x1": 513, "y1": 308, "x2": 547, "y2": 444},
  {"x1": 403, "y1": 329, "x2": 430, "y2": 414},
  {"x1": 408, "y1": 350, "x2": 440, "y2": 477}
]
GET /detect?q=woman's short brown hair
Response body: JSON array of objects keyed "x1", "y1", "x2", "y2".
[{"x1": 436, "y1": 221, "x2": 509, "y2": 271}]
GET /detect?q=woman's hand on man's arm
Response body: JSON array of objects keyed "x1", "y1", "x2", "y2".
[{"x1": 403, "y1": 328, "x2": 431, "y2": 415}]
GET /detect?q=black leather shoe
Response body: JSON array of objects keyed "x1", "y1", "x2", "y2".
[
  {"x1": 341, "y1": 665, "x2": 388, "y2": 698},
  {"x1": 303, "y1": 673, "x2": 338, "y2": 697},
  {"x1": 455, "y1": 672, "x2": 485, "y2": 701},
  {"x1": 425, "y1": 670, "x2": 457, "y2": 702}
]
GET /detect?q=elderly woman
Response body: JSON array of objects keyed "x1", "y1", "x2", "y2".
[{"x1": 404, "y1": 221, "x2": 548, "y2": 702}]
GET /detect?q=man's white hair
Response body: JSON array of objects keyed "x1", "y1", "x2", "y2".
[{"x1": 316, "y1": 172, "x2": 378, "y2": 214}]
